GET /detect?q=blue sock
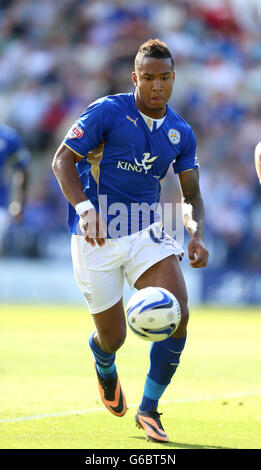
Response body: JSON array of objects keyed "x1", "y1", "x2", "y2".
[
  {"x1": 139, "y1": 335, "x2": 187, "y2": 412},
  {"x1": 88, "y1": 332, "x2": 116, "y2": 380}
]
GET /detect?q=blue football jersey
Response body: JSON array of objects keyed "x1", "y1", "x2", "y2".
[
  {"x1": 64, "y1": 93, "x2": 199, "y2": 237},
  {"x1": 0, "y1": 125, "x2": 31, "y2": 207}
]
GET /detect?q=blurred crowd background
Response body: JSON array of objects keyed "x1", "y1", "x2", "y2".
[{"x1": 1, "y1": 0, "x2": 261, "y2": 273}]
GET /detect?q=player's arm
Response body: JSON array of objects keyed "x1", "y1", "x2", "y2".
[
  {"x1": 9, "y1": 147, "x2": 31, "y2": 222},
  {"x1": 178, "y1": 168, "x2": 209, "y2": 268},
  {"x1": 52, "y1": 143, "x2": 88, "y2": 207},
  {"x1": 52, "y1": 144, "x2": 105, "y2": 247},
  {"x1": 255, "y1": 141, "x2": 261, "y2": 184},
  {"x1": 9, "y1": 166, "x2": 28, "y2": 222}
]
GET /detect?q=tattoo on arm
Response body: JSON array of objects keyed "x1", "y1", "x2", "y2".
[{"x1": 178, "y1": 169, "x2": 205, "y2": 240}]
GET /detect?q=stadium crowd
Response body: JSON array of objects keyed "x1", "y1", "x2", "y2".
[{"x1": 0, "y1": 0, "x2": 261, "y2": 270}]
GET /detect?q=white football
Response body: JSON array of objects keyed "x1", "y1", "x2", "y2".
[{"x1": 126, "y1": 286, "x2": 181, "y2": 342}]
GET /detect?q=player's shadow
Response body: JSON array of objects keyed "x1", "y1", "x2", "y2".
[{"x1": 132, "y1": 436, "x2": 231, "y2": 449}]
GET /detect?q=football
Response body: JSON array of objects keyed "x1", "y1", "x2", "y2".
[{"x1": 126, "y1": 286, "x2": 181, "y2": 342}]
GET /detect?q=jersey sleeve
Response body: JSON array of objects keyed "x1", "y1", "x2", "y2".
[
  {"x1": 172, "y1": 126, "x2": 199, "y2": 174},
  {"x1": 63, "y1": 98, "x2": 114, "y2": 158}
]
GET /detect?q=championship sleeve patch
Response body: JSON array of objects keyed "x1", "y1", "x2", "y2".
[{"x1": 66, "y1": 123, "x2": 84, "y2": 139}]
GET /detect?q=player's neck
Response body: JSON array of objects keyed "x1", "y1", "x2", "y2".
[{"x1": 134, "y1": 93, "x2": 167, "y2": 119}]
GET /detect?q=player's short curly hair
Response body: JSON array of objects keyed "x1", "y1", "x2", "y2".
[{"x1": 135, "y1": 39, "x2": 174, "y2": 71}]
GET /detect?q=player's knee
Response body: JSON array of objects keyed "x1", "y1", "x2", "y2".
[
  {"x1": 100, "y1": 327, "x2": 126, "y2": 354},
  {"x1": 109, "y1": 334, "x2": 126, "y2": 353}
]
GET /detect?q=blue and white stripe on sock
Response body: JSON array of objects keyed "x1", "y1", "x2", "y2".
[
  {"x1": 88, "y1": 332, "x2": 116, "y2": 380},
  {"x1": 139, "y1": 335, "x2": 187, "y2": 412}
]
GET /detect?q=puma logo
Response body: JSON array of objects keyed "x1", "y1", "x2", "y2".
[{"x1": 126, "y1": 115, "x2": 138, "y2": 127}]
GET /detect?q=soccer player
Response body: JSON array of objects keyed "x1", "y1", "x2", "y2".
[
  {"x1": 255, "y1": 141, "x2": 261, "y2": 184},
  {"x1": 52, "y1": 39, "x2": 209, "y2": 443},
  {"x1": 0, "y1": 124, "x2": 30, "y2": 254}
]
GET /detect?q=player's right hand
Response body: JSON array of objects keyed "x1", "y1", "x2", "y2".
[{"x1": 79, "y1": 209, "x2": 106, "y2": 247}]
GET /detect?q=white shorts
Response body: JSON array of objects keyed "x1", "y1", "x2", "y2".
[{"x1": 71, "y1": 222, "x2": 184, "y2": 314}]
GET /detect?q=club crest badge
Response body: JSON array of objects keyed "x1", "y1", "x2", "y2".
[
  {"x1": 83, "y1": 292, "x2": 92, "y2": 304},
  {"x1": 168, "y1": 129, "x2": 181, "y2": 145}
]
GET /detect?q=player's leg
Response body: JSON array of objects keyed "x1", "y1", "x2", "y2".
[
  {"x1": 125, "y1": 224, "x2": 187, "y2": 441},
  {"x1": 89, "y1": 298, "x2": 126, "y2": 381},
  {"x1": 134, "y1": 254, "x2": 188, "y2": 441},
  {"x1": 135, "y1": 254, "x2": 188, "y2": 397},
  {"x1": 90, "y1": 299, "x2": 127, "y2": 354},
  {"x1": 71, "y1": 235, "x2": 127, "y2": 416},
  {"x1": 89, "y1": 300, "x2": 127, "y2": 417}
]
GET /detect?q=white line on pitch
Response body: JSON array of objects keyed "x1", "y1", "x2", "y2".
[{"x1": 1, "y1": 390, "x2": 260, "y2": 424}]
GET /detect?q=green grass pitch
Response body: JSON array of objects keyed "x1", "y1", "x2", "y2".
[{"x1": 0, "y1": 304, "x2": 260, "y2": 449}]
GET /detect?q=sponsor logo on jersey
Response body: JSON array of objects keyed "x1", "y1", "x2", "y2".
[
  {"x1": 117, "y1": 161, "x2": 143, "y2": 172},
  {"x1": 66, "y1": 123, "x2": 84, "y2": 139},
  {"x1": 168, "y1": 128, "x2": 181, "y2": 145},
  {"x1": 134, "y1": 153, "x2": 158, "y2": 173},
  {"x1": 126, "y1": 115, "x2": 138, "y2": 127},
  {"x1": 117, "y1": 153, "x2": 158, "y2": 174}
]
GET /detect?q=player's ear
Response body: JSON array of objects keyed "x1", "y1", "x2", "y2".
[{"x1": 132, "y1": 71, "x2": 137, "y2": 87}]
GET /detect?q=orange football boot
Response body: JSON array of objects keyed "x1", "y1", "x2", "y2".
[
  {"x1": 135, "y1": 409, "x2": 169, "y2": 442},
  {"x1": 94, "y1": 364, "x2": 127, "y2": 417}
]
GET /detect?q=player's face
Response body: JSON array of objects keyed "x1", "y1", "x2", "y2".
[{"x1": 132, "y1": 57, "x2": 175, "y2": 118}]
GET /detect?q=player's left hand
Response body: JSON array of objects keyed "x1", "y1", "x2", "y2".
[{"x1": 187, "y1": 238, "x2": 209, "y2": 268}]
